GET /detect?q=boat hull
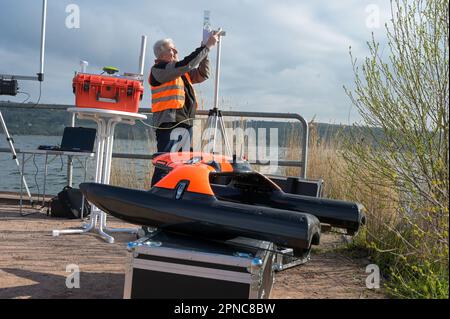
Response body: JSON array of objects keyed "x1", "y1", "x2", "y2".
[
  {"x1": 80, "y1": 183, "x2": 321, "y2": 251},
  {"x1": 211, "y1": 184, "x2": 365, "y2": 235}
]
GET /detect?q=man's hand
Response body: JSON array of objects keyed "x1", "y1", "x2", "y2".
[{"x1": 205, "y1": 31, "x2": 220, "y2": 49}]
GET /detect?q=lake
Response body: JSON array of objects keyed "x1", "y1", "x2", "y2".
[
  {"x1": 0, "y1": 134, "x2": 155, "y2": 195},
  {"x1": 1, "y1": 134, "x2": 292, "y2": 196}
]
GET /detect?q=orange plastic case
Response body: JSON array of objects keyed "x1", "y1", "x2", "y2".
[{"x1": 73, "y1": 73, "x2": 144, "y2": 113}]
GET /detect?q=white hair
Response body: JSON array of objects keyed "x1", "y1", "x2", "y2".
[{"x1": 153, "y1": 38, "x2": 174, "y2": 58}]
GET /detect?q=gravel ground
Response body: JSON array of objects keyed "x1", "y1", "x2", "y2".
[{"x1": 0, "y1": 202, "x2": 385, "y2": 299}]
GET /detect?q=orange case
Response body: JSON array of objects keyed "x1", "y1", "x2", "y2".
[{"x1": 73, "y1": 73, "x2": 144, "y2": 113}]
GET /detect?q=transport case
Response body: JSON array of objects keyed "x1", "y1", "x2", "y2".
[
  {"x1": 73, "y1": 73, "x2": 144, "y2": 112},
  {"x1": 124, "y1": 231, "x2": 275, "y2": 299}
]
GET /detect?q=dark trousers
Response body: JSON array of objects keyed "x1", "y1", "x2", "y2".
[{"x1": 151, "y1": 124, "x2": 193, "y2": 187}]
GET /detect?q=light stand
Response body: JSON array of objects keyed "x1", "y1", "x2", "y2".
[
  {"x1": 0, "y1": 0, "x2": 48, "y2": 204},
  {"x1": 0, "y1": 111, "x2": 33, "y2": 202},
  {"x1": 205, "y1": 29, "x2": 233, "y2": 157}
]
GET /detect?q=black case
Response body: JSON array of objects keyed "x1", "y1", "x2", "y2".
[{"x1": 124, "y1": 231, "x2": 275, "y2": 299}]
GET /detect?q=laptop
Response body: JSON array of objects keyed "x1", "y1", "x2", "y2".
[
  {"x1": 60, "y1": 127, "x2": 96, "y2": 152},
  {"x1": 39, "y1": 127, "x2": 97, "y2": 153}
]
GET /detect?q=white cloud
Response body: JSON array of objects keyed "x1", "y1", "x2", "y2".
[{"x1": 0, "y1": 0, "x2": 393, "y2": 123}]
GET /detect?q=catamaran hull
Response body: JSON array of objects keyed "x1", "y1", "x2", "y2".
[
  {"x1": 211, "y1": 184, "x2": 365, "y2": 235},
  {"x1": 80, "y1": 183, "x2": 321, "y2": 252}
]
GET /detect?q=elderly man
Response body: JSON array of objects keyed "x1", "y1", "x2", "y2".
[{"x1": 150, "y1": 33, "x2": 219, "y2": 186}]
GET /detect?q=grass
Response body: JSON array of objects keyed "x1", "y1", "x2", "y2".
[
  {"x1": 110, "y1": 130, "x2": 155, "y2": 190},
  {"x1": 289, "y1": 123, "x2": 449, "y2": 299}
]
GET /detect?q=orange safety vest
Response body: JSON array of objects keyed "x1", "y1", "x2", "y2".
[{"x1": 151, "y1": 73, "x2": 197, "y2": 113}]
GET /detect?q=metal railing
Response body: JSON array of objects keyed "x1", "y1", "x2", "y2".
[
  {"x1": 0, "y1": 103, "x2": 309, "y2": 190},
  {"x1": 195, "y1": 109, "x2": 308, "y2": 177}
]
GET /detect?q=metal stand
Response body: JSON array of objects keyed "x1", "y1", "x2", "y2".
[
  {"x1": 205, "y1": 108, "x2": 232, "y2": 156},
  {"x1": 204, "y1": 29, "x2": 233, "y2": 157},
  {"x1": 0, "y1": 111, "x2": 33, "y2": 204},
  {"x1": 52, "y1": 108, "x2": 147, "y2": 243}
]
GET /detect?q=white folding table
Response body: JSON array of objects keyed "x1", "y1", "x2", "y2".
[{"x1": 52, "y1": 108, "x2": 147, "y2": 243}]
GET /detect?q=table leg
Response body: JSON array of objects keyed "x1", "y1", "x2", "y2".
[
  {"x1": 53, "y1": 208, "x2": 97, "y2": 236},
  {"x1": 53, "y1": 119, "x2": 105, "y2": 239},
  {"x1": 19, "y1": 152, "x2": 24, "y2": 214},
  {"x1": 103, "y1": 118, "x2": 119, "y2": 185},
  {"x1": 95, "y1": 118, "x2": 106, "y2": 183},
  {"x1": 67, "y1": 155, "x2": 73, "y2": 187},
  {"x1": 97, "y1": 211, "x2": 115, "y2": 243},
  {"x1": 52, "y1": 112, "x2": 142, "y2": 243},
  {"x1": 102, "y1": 118, "x2": 138, "y2": 235},
  {"x1": 42, "y1": 153, "x2": 48, "y2": 207}
]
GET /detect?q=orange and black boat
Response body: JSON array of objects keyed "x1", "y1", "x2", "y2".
[{"x1": 80, "y1": 152, "x2": 365, "y2": 254}]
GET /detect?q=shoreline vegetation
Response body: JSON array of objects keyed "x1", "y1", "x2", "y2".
[
  {"x1": 0, "y1": 102, "x2": 383, "y2": 144},
  {"x1": 340, "y1": 0, "x2": 448, "y2": 299}
]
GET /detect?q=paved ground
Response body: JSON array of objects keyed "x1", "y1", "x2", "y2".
[{"x1": 0, "y1": 201, "x2": 385, "y2": 299}]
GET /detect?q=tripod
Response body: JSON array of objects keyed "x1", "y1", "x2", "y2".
[
  {"x1": 205, "y1": 28, "x2": 233, "y2": 157},
  {"x1": 0, "y1": 110, "x2": 33, "y2": 204},
  {"x1": 205, "y1": 107, "x2": 232, "y2": 156}
]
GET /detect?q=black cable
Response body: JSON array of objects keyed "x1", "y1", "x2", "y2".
[
  {"x1": 17, "y1": 91, "x2": 31, "y2": 103},
  {"x1": 73, "y1": 156, "x2": 84, "y2": 170},
  {"x1": 29, "y1": 81, "x2": 42, "y2": 108},
  {"x1": 32, "y1": 154, "x2": 40, "y2": 203},
  {"x1": 59, "y1": 154, "x2": 64, "y2": 171},
  {"x1": 47, "y1": 155, "x2": 59, "y2": 165}
]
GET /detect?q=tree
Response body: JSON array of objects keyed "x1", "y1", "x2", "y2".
[{"x1": 344, "y1": 0, "x2": 448, "y2": 298}]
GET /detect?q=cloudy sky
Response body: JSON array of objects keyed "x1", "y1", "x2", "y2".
[{"x1": 0, "y1": 0, "x2": 392, "y2": 123}]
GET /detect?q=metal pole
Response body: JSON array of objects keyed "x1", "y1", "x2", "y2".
[
  {"x1": 38, "y1": 0, "x2": 48, "y2": 81},
  {"x1": 211, "y1": 30, "x2": 227, "y2": 154},
  {"x1": 218, "y1": 113, "x2": 232, "y2": 156},
  {"x1": 302, "y1": 123, "x2": 309, "y2": 179},
  {"x1": 213, "y1": 114, "x2": 219, "y2": 154},
  {"x1": 20, "y1": 153, "x2": 24, "y2": 214},
  {"x1": 139, "y1": 35, "x2": 147, "y2": 76},
  {"x1": 43, "y1": 153, "x2": 48, "y2": 206},
  {"x1": 67, "y1": 113, "x2": 75, "y2": 186},
  {"x1": 213, "y1": 31, "x2": 225, "y2": 109},
  {"x1": 0, "y1": 0, "x2": 47, "y2": 82},
  {"x1": 0, "y1": 111, "x2": 33, "y2": 201}
]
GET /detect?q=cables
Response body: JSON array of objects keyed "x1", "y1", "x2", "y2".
[
  {"x1": 17, "y1": 91, "x2": 31, "y2": 103},
  {"x1": 138, "y1": 117, "x2": 196, "y2": 130},
  {"x1": 32, "y1": 154, "x2": 41, "y2": 203},
  {"x1": 11, "y1": 81, "x2": 42, "y2": 108},
  {"x1": 73, "y1": 156, "x2": 95, "y2": 181},
  {"x1": 29, "y1": 81, "x2": 42, "y2": 108}
]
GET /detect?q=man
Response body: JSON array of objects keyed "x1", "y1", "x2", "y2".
[{"x1": 150, "y1": 33, "x2": 219, "y2": 186}]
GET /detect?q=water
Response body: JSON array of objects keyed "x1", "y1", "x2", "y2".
[
  {"x1": 0, "y1": 134, "x2": 155, "y2": 195},
  {"x1": 1, "y1": 133, "x2": 297, "y2": 196}
]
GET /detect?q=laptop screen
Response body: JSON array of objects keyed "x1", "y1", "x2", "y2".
[{"x1": 60, "y1": 127, "x2": 97, "y2": 152}]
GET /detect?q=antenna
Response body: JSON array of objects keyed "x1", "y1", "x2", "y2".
[
  {"x1": 0, "y1": 0, "x2": 48, "y2": 82},
  {"x1": 138, "y1": 35, "x2": 147, "y2": 76},
  {"x1": 38, "y1": 0, "x2": 48, "y2": 81}
]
